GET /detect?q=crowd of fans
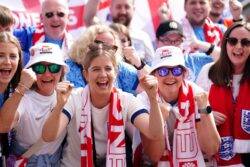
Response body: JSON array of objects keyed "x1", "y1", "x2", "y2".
[{"x1": 0, "y1": 0, "x2": 249, "y2": 166}]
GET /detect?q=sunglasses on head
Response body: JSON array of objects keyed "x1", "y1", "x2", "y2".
[
  {"x1": 45, "y1": 11, "x2": 66, "y2": 19},
  {"x1": 226, "y1": 37, "x2": 250, "y2": 47},
  {"x1": 91, "y1": 40, "x2": 118, "y2": 52},
  {"x1": 32, "y1": 63, "x2": 61, "y2": 74},
  {"x1": 156, "y1": 66, "x2": 184, "y2": 77}
]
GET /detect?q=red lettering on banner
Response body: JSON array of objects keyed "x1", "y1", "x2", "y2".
[
  {"x1": 22, "y1": 0, "x2": 41, "y2": 12},
  {"x1": 67, "y1": 5, "x2": 84, "y2": 29}
]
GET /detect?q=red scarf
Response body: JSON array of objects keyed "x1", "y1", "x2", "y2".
[
  {"x1": 203, "y1": 18, "x2": 223, "y2": 46},
  {"x1": 79, "y1": 86, "x2": 126, "y2": 167},
  {"x1": 133, "y1": 81, "x2": 205, "y2": 167},
  {"x1": 209, "y1": 81, "x2": 250, "y2": 166}
]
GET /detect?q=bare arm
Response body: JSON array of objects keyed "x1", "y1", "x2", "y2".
[
  {"x1": 195, "y1": 92, "x2": 220, "y2": 156},
  {"x1": 134, "y1": 75, "x2": 165, "y2": 140},
  {"x1": 0, "y1": 69, "x2": 36, "y2": 132},
  {"x1": 84, "y1": 0, "x2": 101, "y2": 27},
  {"x1": 42, "y1": 81, "x2": 73, "y2": 142}
]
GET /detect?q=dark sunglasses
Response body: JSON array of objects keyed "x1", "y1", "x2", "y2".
[
  {"x1": 91, "y1": 40, "x2": 118, "y2": 52},
  {"x1": 226, "y1": 37, "x2": 250, "y2": 47},
  {"x1": 156, "y1": 66, "x2": 184, "y2": 77},
  {"x1": 32, "y1": 63, "x2": 61, "y2": 74},
  {"x1": 45, "y1": 11, "x2": 66, "y2": 19}
]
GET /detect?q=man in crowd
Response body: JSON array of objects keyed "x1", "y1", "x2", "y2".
[
  {"x1": 13, "y1": 0, "x2": 73, "y2": 66},
  {"x1": 84, "y1": 0, "x2": 155, "y2": 65}
]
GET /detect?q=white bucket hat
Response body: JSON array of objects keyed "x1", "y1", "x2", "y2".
[
  {"x1": 150, "y1": 46, "x2": 186, "y2": 74},
  {"x1": 25, "y1": 43, "x2": 67, "y2": 68}
]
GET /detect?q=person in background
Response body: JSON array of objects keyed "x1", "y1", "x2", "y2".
[
  {"x1": 0, "y1": 5, "x2": 15, "y2": 32},
  {"x1": 42, "y1": 42, "x2": 165, "y2": 167},
  {"x1": 13, "y1": 0, "x2": 73, "y2": 66},
  {"x1": 205, "y1": 22, "x2": 250, "y2": 166},
  {"x1": 0, "y1": 32, "x2": 22, "y2": 167},
  {"x1": 181, "y1": 0, "x2": 224, "y2": 48},
  {"x1": 84, "y1": 0, "x2": 155, "y2": 65},
  {"x1": 209, "y1": 0, "x2": 243, "y2": 27},
  {"x1": 66, "y1": 24, "x2": 139, "y2": 95},
  {"x1": 133, "y1": 46, "x2": 220, "y2": 166},
  {"x1": 0, "y1": 43, "x2": 72, "y2": 166}
]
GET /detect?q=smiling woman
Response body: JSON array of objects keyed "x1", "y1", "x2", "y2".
[
  {"x1": 0, "y1": 42, "x2": 73, "y2": 166},
  {"x1": 42, "y1": 41, "x2": 165, "y2": 167},
  {"x1": 0, "y1": 31, "x2": 22, "y2": 165}
]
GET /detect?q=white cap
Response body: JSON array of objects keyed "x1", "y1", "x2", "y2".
[
  {"x1": 150, "y1": 46, "x2": 186, "y2": 74},
  {"x1": 25, "y1": 43, "x2": 67, "y2": 68}
]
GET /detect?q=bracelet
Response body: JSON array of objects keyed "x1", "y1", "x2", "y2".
[
  {"x1": 18, "y1": 82, "x2": 29, "y2": 90},
  {"x1": 15, "y1": 87, "x2": 24, "y2": 96},
  {"x1": 205, "y1": 44, "x2": 215, "y2": 55},
  {"x1": 134, "y1": 60, "x2": 145, "y2": 70}
]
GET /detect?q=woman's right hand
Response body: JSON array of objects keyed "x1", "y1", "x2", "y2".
[{"x1": 213, "y1": 111, "x2": 227, "y2": 125}]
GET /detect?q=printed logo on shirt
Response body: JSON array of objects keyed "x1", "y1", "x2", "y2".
[
  {"x1": 219, "y1": 136, "x2": 235, "y2": 160},
  {"x1": 179, "y1": 160, "x2": 198, "y2": 167},
  {"x1": 241, "y1": 109, "x2": 250, "y2": 134}
]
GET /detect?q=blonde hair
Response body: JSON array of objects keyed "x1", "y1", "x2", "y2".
[{"x1": 70, "y1": 24, "x2": 122, "y2": 66}]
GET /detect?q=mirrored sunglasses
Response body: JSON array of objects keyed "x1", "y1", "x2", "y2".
[
  {"x1": 227, "y1": 37, "x2": 250, "y2": 47},
  {"x1": 32, "y1": 63, "x2": 61, "y2": 74},
  {"x1": 156, "y1": 66, "x2": 184, "y2": 77},
  {"x1": 45, "y1": 11, "x2": 66, "y2": 18}
]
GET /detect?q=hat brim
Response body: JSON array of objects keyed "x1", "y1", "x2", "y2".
[{"x1": 25, "y1": 56, "x2": 67, "y2": 69}]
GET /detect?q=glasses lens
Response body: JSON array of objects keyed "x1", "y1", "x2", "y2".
[
  {"x1": 241, "y1": 38, "x2": 250, "y2": 47},
  {"x1": 48, "y1": 64, "x2": 61, "y2": 73},
  {"x1": 227, "y1": 37, "x2": 238, "y2": 46},
  {"x1": 172, "y1": 67, "x2": 183, "y2": 76},
  {"x1": 57, "y1": 12, "x2": 65, "y2": 17},
  {"x1": 45, "y1": 12, "x2": 54, "y2": 18},
  {"x1": 32, "y1": 64, "x2": 46, "y2": 74},
  {"x1": 157, "y1": 67, "x2": 169, "y2": 77}
]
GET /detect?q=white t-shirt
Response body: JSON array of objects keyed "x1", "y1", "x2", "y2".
[
  {"x1": 61, "y1": 87, "x2": 147, "y2": 167},
  {"x1": 16, "y1": 90, "x2": 72, "y2": 155},
  {"x1": 133, "y1": 80, "x2": 204, "y2": 151}
]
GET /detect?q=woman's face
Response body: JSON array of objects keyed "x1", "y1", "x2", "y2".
[
  {"x1": 34, "y1": 62, "x2": 63, "y2": 96},
  {"x1": 226, "y1": 27, "x2": 250, "y2": 74},
  {"x1": 154, "y1": 66, "x2": 185, "y2": 101},
  {"x1": 0, "y1": 42, "x2": 19, "y2": 88},
  {"x1": 84, "y1": 55, "x2": 116, "y2": 97}
]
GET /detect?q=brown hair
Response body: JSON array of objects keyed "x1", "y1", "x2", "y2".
[
  {"x1": 0, "y1": 5, "x2": 15, "y2": 28},
  {"x1": 83, "y1": 43, "x2": 118, "y2": 72},
  {"x1": 208, "y1": 22, "x2": 250, "y2": 86},
  {"x1": 0, "y1": 31, "x2": 22, "y2": 89}
]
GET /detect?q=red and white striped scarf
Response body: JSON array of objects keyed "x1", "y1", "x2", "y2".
[
  {"x1": 209, "y1": 81, "x2": 250, "y2": 166},
  {"x1": 32, "y1": 23, "x2": 73, "y2": 60},
  {"x1": 133, "y1": 81, "x2": 205, "y2": 167},
  {"x1": 79, "y1": 86, "x2": 126, "y2": 167}
]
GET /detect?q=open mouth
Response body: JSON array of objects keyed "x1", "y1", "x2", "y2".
[
  {"x1": 0, "y1": 69, "x2": 11, "y2": 77},
  {"x1": 51, "y1": 25, "x2": 60, "y2": 28},
  {"x1": 96, "y1": 81, "x2": 109, "y2": 89}
]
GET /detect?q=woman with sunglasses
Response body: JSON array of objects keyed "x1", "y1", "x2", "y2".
[
  {"x1": 42, "y1": 42, "x2": 165, "y2": 167},
  {"x1": 133, "y1": 46, "x2": 220, "y2": 166},
  {"x1": 1, "y1": 42, "x2": 73, "y2": 166},
  {"x1": 206, "y1": 22, "x2": 250, "y2": 166}
]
